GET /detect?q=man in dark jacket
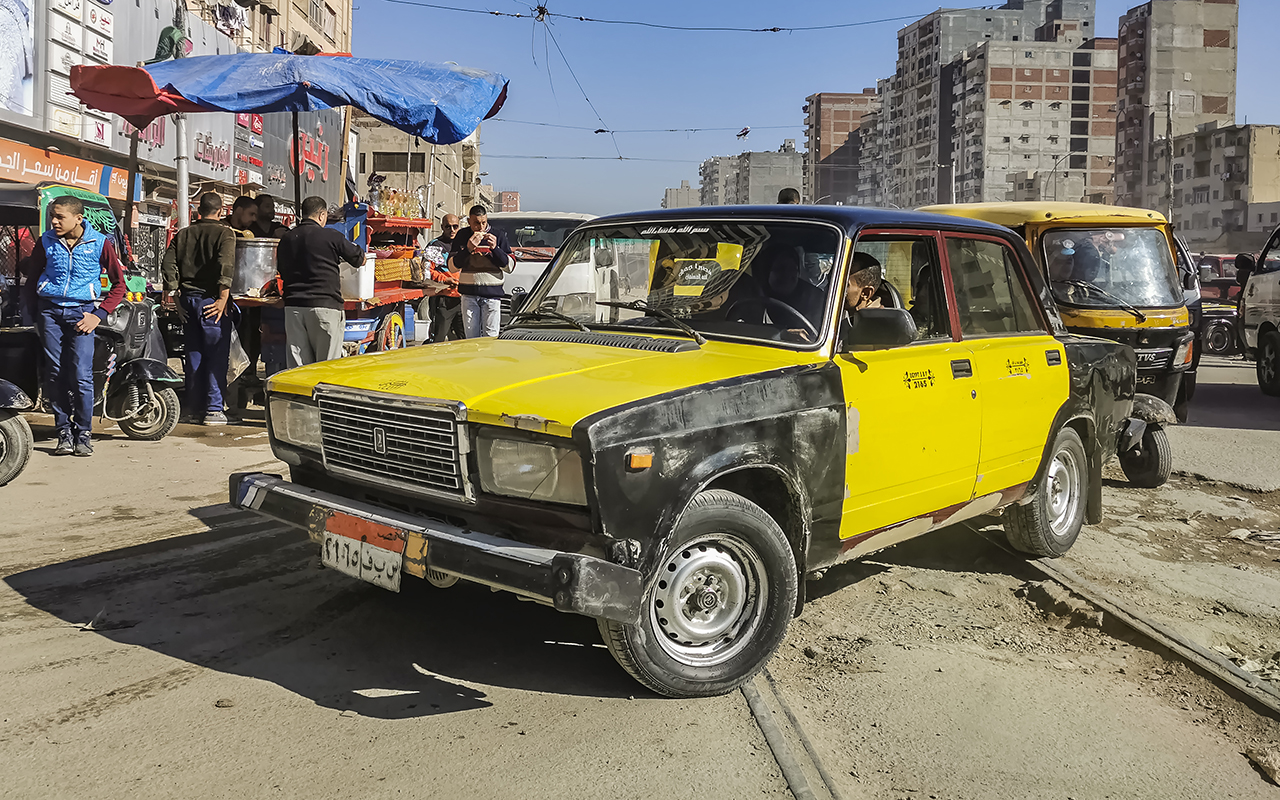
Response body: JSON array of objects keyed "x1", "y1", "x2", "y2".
[
  {"x1": 249, "y1": 195, "x2": 289, "y2": 239},
  {"x1": 278, "y1": 195, "x2": 365, "y2": 366},
  {"x1": 450, "y1": 205, "x2": 513, "y2": 338},
  {"x1": 24, "y1": 195, "x2": 127, "y2": 455},
  {"x1": 162, "y1": 192, "x2": 237, "y2": 425}
]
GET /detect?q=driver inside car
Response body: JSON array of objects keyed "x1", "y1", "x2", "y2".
[{"x1": 757, "y1": 243, "x2": 825, "y2": 334}]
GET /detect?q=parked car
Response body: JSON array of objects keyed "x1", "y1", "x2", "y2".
[
  {"x1": 230, "y1": 206, "x2": 1136, "y2": 698},
  {"x1": 1195, "y1": 254, "x2": 1242, "y2": 304},
  {"x1": 1241, "y1": 225, "x2": 1280, "y2": 393}
]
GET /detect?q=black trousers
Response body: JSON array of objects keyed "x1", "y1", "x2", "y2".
[{"x1": 431, "y1": 295, "x2": 464, "y2": 343}]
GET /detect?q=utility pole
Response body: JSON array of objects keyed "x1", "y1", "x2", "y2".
[
  {"x1": 174, "y1": 114, "x2": 189, "y2": 227},
  {"x1": 1165, "y1": 89, "x2": 1174, "y2": 222}
]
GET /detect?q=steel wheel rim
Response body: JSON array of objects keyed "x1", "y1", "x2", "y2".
[
  {"x1": 1047, "y1": 447, "x2": 1081, "y2": 536},
  {"x1": 650, "y1": 533, "x2": 767, "y2": 667},
  {"x1": 126, "y1": 395, "x2": 164, "y2": 435}
]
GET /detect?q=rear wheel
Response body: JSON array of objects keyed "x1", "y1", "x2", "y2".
[
  {"x1": 119, "y1": 387, "x2": 180, "y2": 441},
  {"x1": 1203, "y1": 319, "x2": 1236, "y2": 355},
  {"x1": 1006, "y1": 427, "x2": 1087, "y2": 558},
  {"x1": 376, "y1": 312, "x2": 406, "y2": 351},
  {"x1": 598, "y1": 489, "x2": 797, "y2": 698},
  {"x1": 1257, "y1": 330, "x2": 1280, "y2": 396},
  {"x1": 0, "y1": 411, "x2": 32, "y2": 486},
  {"x1": 1118, "y1": 426, "x2": 1172, "y2": 488}
]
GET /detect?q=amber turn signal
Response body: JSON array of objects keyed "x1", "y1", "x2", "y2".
[{"x1": 626, "y1": 452, "x2": 653, "y2": 470}]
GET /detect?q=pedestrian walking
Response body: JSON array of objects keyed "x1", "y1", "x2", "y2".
[
  {"x1": 161, "y1": 192, "x2": 237, "y2": 426},
  {"x1": 23, "y1": 195, "x2": 127, "y2": 455},
  {"x1": 450, "y1": 205, "x2": 513, "y2": 338},
  {"x1": 278, "y1": 195, "x2": 366, "y2": 367},
  {"x1": 425, "y1": 213, "x2": 463, "y2": 342}
]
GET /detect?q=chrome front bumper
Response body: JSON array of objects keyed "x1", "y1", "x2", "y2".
[{"x1": 229, "y1": 472, "x2": 643, "y2": 624}]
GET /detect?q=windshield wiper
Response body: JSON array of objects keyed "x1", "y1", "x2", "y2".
[
  {"x1": 1057, "y1": 279, "x2": 1147, "y2": 322},
  {"x1": 510, "y1": 309, "x2": 591, "y2": 332},
  {"x1": 596, "y1": 300, "x2": 706, "y2": 346}
]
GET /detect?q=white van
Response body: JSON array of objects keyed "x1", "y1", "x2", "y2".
[
  {"x1": 484, "y1": 212, "x2": 597, "y2": 322},
  {"x1": 1239, "y1": 225, "x2": 1280, "y2": 393}
]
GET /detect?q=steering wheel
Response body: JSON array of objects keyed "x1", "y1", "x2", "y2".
[{"x1": 725, "y1": 297, "x2": 818, "y2": 341}]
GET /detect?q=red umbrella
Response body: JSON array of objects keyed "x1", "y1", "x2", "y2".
[{"x1": 70, "y1": 65, "x2": 212, "y2": 130}]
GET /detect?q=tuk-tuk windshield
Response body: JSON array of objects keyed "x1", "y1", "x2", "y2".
[
  {"x1": 1042, "y1": 227, "x2": 1183, "y2": 309},
  {"x1": 517, "y1": 220, "x2": 841, "y2": 345}
]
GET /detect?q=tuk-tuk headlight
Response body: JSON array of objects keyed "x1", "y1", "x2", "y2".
[
  {"x1": 477, "y1": 429, "x2": 587, "y2": 506},
  {"x1": 269, "y1": 396, "x2": 322, "y2": 451}
]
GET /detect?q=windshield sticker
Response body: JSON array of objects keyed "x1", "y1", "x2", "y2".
[
  {"x1": 640, "y1": 225, "x2": 711, "y2": 236},
  {"x1": 903, "y1": 369, "x2": 936, "y2": 389}
]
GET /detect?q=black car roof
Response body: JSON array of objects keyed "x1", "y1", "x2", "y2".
[{"x1": 588, "y1": 204, "x2": 1018, "y2": 238}]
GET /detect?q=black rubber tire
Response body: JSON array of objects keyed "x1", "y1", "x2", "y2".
[
  {"x1": 1203, "y1": 320, "x2": 1236, "y2": 356},
  {"x1": 119, "y1": 387, "x2": 180, "y2": 441},
  {"x1": 1118, "y1": 426, "x2": 1173, "y2": 489},
  {"x1": 1257, "y1": 330, "x2": 1280, "y2": 397},
  {"x1": 597, "y1": 489, "x2": 797, "y2": 698},
  {"x1": 0, "y1": 411, "x2": 33, "y2": 487},
  {"x1": 1005, "y1": 427, "x2": 1088, "y2": 558}
]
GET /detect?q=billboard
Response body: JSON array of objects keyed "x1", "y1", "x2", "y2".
[
  {"x1": 0, "y1": 0, "x2": 35, "y2": 117},
  {"x1": 235, "y1": 109, "x2": 345, "y2": 209}
]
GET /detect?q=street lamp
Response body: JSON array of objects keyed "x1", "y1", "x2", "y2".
[
  {"x1": 936, "y1": 162, "x2": 957, "y2": 204},
  {"x1": 1040, "y1": 153, "x2": 1071, "y2": 202}
]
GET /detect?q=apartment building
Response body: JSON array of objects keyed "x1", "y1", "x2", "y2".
[
  {"x1": 197, "y1": 0, "x2": 355, "y2": 54},
  {"x1": 802, "y1": 90, "x2": 879, "y2": 204},
  {"x1": 1114, "y1": 0, "x2": 1239, "y2": 211},
  {"x1": 697, "y1": 142, "x2": 804, "y2": 206},
  {"x1": 497, "y1": 191, "x2": 521, "y2": 212},
  {"x1": 947, "y1": 36, "x2": 1118, "y2": 204},
  {"x1": 699, "y1": 155, "x2": 737, "y2": 206},
  {"x1": 880, "y1": 0, "x2": 1096, "y2": 209},
  {"x1": 662, "y1": 180, "x2": 698, "y2": 209},
  {"x1": 1170, "y1": 123, "x2": 1280, "y2": 250}
]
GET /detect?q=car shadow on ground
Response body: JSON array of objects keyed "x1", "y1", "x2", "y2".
[
  {"x1": 5, "y1": 505, "x2": 638, "y2": 720},
  {"x1": 807, "y1": 522, "x2": 1035, "y2": 602},
  {"x1": 1184, "y1": 379, "x2": 1280, "y2": 432}
]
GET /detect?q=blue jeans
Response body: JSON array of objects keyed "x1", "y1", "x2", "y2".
[
  {"x1": 181, "y1": 294, "x2": 231, "y2": 417},
  {"x1": 462, "y1": 295, "x2": 501, "y2": 338},
  {"x1": 37, "y1": 300, "x2": 97, "y2": 441}
]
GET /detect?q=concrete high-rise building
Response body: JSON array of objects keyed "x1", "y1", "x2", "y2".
[
  {"x1": 662, "y1": 180, "x2": 698, "y2": 209},
  {"x1": 947, "y1": 36, "x2": 1119, "y2": 204},
  {"x1": 878, "y1": 0, "x2": 1096, "y2": 208},
  {"x1": 699, "y1": 156, "x2": 738, "y2": 206},
  {"x1": 1169, "y1": 122, "x2": 1280, "y2": 251},
  {"x1": 497, "y1": 191, "x2": 521, "y2": 212},
  {"x1": 1114, "y1": 0, "x2": 1239, "y2": 212},
  {"x1": 802, "y1": 90, "x2": 879, "y2": 204}
]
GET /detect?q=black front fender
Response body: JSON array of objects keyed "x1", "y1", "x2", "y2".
[
  {"x1": 1131, "y1": 393, "x2": 1178, "y2": 426},
  {"x1": 107, "y1": 358, "x2": 182, "y2": 396},
  {"x1": 0, "y1": 379, "x2": 33, "y2": 410}
]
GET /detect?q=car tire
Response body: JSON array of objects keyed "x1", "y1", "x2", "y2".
[
  {"x1": 1257, "y1": 330, "x2": 1280, "y2": 397},
  {"x1": 597, "y1": 489, "x2": 797, "y2": 698},
  {"x1": 1118, "y1": 426, "x2": 1172, "y2": 489},
  {"x1": 118, "y1": 388, "x2": 180, "y2": 441},
  {"x1": 1203, "y1": 319, "x2": 1236, "y2": 356},
  {"x1": 1005, "y1": 427, "x2": 1087, "y2": 558},
  {"x1": 0, "y1": 410, "x2": 33, "y2": 486}
]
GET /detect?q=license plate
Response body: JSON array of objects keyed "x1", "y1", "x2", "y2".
[{"x1": 319, "y1": 513, "x2": 405, "y2": 592}]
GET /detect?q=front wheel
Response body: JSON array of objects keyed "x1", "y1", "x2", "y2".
[
  {"x1": 118, "y1": 387, "x2": 180, "y2": 441},
  {"x1": 1005, "y1": 427, "x2": 1088, "y2": 558},
  {"x1": 598, "y1": 489, "x2": 797, "y2": 698},
  {"x1": 1118, "y1": 426, "x2": 1172, "y2": 488},
  {"x1": 0, "y1": 411, "x2": 33, "y2": 486},
  {"x1": 1257, "y1": 330, "x2": 1280, "y2": 396}
]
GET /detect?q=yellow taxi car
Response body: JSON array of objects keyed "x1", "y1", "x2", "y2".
[
  {"x1": 231, "y1": 207, "x2": 1136, "y2": 698},
  {"x1": 922, "y1": 202, "x2": 1192, "y2": 487}
]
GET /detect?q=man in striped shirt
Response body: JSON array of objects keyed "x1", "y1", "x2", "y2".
[{"x1": 448, "y1": 205, "x2": 514, "y2": 338}]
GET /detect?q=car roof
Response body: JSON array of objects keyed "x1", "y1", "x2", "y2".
[
  {"x1": 486, "y1": 211, "x2": 597, "y2": 220},
  {"x1": 587, "y1": 204, "x2": 1017, "y2": 237},
  {"x1": 920, "y1": 201, "x2": 1169, "y2": 226}
]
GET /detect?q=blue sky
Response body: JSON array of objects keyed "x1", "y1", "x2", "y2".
[{"x1": 352, "y1": 1, "x2": 1276, "y2": 215}]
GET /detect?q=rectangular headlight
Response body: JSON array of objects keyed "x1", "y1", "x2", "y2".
[
  {"x1": 477, "y1": 430, "x2": 587, "y2": 506},
  {"x1": 269, "y1": 396, "x2": 322, "y2": 451}
]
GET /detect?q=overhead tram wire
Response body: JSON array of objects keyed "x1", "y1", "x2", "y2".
[
  {"x1": 376, "y1": 0, "x2": 984, "y2": 34},
  {"x1": 536, "y1": 18, "x2": 623, "y2": 159}
]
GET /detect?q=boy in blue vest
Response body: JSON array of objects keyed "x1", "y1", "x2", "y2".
[{"x1": 24, "y1": 195, "x2": 127, "y2": 456}]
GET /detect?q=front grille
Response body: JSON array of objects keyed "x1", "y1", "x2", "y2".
[{"x1": 316, "y1": 387, "x2": 470, "y2": 501}]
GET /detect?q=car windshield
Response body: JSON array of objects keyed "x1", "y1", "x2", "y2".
[
  {"x1": 1042, "y1": 227, "x2": 1183, "y2": 309},
  {"x1": 515, "y1": 220, "x2": 841, "y2": 345},
  {"x1": 486, "y1": 217, "x2": 586, "y2": 250}
]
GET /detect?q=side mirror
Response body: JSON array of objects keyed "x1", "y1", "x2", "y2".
[
  {"x1": 842, "y1": 307, "x2": 918, "y2": 349},
  {"x1": 509, "y1": 286, "x2": 528, "y2": 314},
  {"x1": 1198, "y1": 266, "x2": 1214, "y2": 284}
]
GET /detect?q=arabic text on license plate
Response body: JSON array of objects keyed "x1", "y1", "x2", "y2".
[{"x1": 321, "y1": 530, "x2": 403, "y2": 592}]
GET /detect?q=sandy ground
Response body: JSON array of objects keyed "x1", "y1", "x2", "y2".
[{"x1": 3, "y1": 363, "x2": 1280, "y2": 798}]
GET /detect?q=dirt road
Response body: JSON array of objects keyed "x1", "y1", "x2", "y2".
[{"x1": 2, "y1": 408, "x2": 1277, "y2": 798}]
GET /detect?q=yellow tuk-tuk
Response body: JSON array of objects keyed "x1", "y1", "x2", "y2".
[{"x1": 922, "y1": 202, "x2": 1193, "y2": 486}]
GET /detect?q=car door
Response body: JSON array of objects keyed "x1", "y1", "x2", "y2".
[
  {"x1": 943, "y1": 233, "x2": 1069, "y2": 497},
  {"x1": 1242, "y1": 227, "x2": 1280, "y2": 352},
  {"x1": 837, "y1": 231, "x2": 981, "y2": 555}
]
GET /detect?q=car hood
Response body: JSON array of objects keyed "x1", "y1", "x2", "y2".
[{"x1": 268, "y1": 334, "x2": 814, "y2": 437}]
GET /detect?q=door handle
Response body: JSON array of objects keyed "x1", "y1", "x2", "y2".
[{"x1": 951, "y1": 359, "x2": 973, "y2": 379}]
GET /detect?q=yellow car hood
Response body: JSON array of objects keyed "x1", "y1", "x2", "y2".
[{"x1": 268, "y1": 335, "x2": 810, "y2": 437}]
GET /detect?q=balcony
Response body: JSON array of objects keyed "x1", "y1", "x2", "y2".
[{"x1": 1193, "y1": 147, "x2": 1213, "y2": 162}]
